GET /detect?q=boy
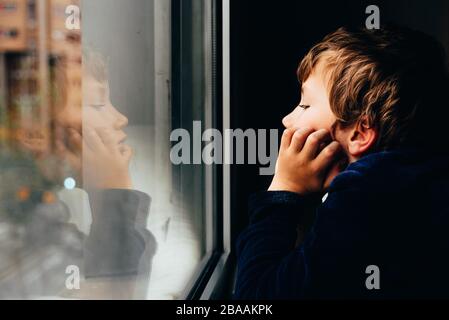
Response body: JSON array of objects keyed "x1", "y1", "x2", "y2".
[{"x1": 234, "y1": 25, "x2": 449, "y2": 299}]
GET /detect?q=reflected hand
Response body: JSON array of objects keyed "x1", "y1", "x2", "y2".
[
  {"x1": 80, "y1": 127, "x2": 133, "y2": 190},
  {"x1": 17, "y1": 127, "x2": 50, "y2": 158},
  {"x1": 17, "y1": 127, "x2": 65, "y2": 183},
  {"x1": 55, "y1": 129, "x2": 82, "y2": 176}
]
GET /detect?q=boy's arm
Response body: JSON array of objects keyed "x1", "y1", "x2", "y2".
[
  {"x1": 66, "y1": 189, "x2": 157, "y2": 299},
  {"x1": 83, "y1": 189, "x2": 156, "y2": 279},
  {"x1": 234, "y1": 182, "x2": 369, "y2": 299},
  {"x1": 234, "y1": 190, "x2": 321, "y2": 299},
  {"x1": 234, "y1": 127, "x2": 352, "y2": 299}
]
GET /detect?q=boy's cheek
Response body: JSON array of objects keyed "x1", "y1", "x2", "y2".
[
  {"x1": 295, "y1": 111, "x2": 326, "y2": 132},
  {"x1": 288, "y1": 114, "x2": 313, "y2": 131}
]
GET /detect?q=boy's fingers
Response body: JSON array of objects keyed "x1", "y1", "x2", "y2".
[
  {"x1": 302, "y1": 129, "x2": 331, "y2": 159},
  {"x1": 280, "y1": 129, "x2": 295, "y2": 150},
  {"x1": 55, "y1": 138, "x2": 67, "y2": 155},
  {"x1": 65, "y1": 148, "x2": 82, "y2": 171},
  {"x1": 68, "y1": 129, "x2": 82, "y2": 153},
  {"x1": 289, "y1": 127, "x2": 314, "y2": 152},
  {"x1": 83, "y1": 127, "x2": 106, "y2": 152},
  {"x1": 54, "y1": 138, "x2": 82, "y2": 171},
  {"x1": 55, "y1": 138, "x2": 72, "y2": 160},
  {"x1": 97, "y1": 127, "x2": 118, "y2": 153},
  {"x1": 121, "y1": 145, "x2": 133, "y2": 163},
  {"x1": 314, "y1": 141, "x2": 341, "y2": 171}
]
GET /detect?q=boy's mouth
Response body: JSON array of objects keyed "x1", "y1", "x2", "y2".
[{"x1": 117, "y1": 132, "x2": 128, "y2": 145}]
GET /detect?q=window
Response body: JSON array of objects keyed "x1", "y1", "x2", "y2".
[{"x1": 0, "y1": 0, "x2": 228, "y2": 299}]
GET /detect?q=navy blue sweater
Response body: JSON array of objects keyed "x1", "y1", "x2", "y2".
[{"x1": 234, "y1": 149, "x2": 449, "y2": 299}]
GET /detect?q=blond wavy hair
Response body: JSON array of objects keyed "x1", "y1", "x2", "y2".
[{"x1": 297, "y1": 26, "x2": 449, "y2": 152}]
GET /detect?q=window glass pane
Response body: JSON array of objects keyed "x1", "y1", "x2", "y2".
[{"x1": 0, "y1": 0, "x2": 212, "y2": 299}]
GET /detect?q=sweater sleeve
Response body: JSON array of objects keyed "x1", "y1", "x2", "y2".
[
  {"x1": 234, "y1": 191, "x2": 321, "y2": 299},
  {"x1": 234, "y1": 185, "x2": 371, "y2": 300},
  {"x1": 83, "y1": 189, "x2": 157, "y2": 279}
]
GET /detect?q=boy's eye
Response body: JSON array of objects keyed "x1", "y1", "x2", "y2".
[
  {"x1": 298, "y1": 105, "x2": 310, "y2": 110},
  {"x1": 89, "y1": 104, "x2": 106, "y2": 111}
]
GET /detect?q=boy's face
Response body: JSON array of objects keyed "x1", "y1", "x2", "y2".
[
  {"x1": 282, "y1": 59, "x2": 376, "y2": 164},
  {"x1": 82, "y1": 75, "x2": 129, "y2": 136},
  {"x1": 282, "y1": 60, "x2": 337, "y2": 134},
  {"x1": 47, "y1": 75, "x2": 130, "y2": 183}
]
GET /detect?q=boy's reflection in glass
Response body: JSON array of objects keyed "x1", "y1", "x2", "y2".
[
  {"x1": 0, "y1": 50, "x2": 156, "y2": 299},
  {"x1": 55, "y1": 51, "x2": 133, "y2": 191}
]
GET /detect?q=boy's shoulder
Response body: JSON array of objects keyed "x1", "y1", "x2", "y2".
[
  {"x1": 329, "y1": 148, "x2": 449, "y2": 193},
  {"x1": 315, "y1": 149, "x2": 449, "y2": 240}
]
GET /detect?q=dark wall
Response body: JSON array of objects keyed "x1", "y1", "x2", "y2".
[{"x1": 229, "y1": 0, "x2": 449, "y2": 245}]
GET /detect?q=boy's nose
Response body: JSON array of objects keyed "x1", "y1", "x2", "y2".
[
  {"x1": 282, "y1": 113, "x2": 293, "y2": 129},
  {"x1": 282, "y1": 105, "x2": 306, "y2": 130},
  {"x1": 114, "y1": 113, "x2": 129, "y2": 130}
]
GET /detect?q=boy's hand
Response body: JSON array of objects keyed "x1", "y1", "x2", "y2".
[
  {"x1": 268, "y1": 127, "x2": 343, "y2": 195},
  {"x1": 55, "y1": 127, "x2": 82, "y2": 177},
  {"x1": 69, "y1": 127, "x2": 133, "y2": 190}
]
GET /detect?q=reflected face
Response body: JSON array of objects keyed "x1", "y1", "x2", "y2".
[
  {"x1": 55, "y1": 75, "x2": 128, "y2": 136},
  {"x1": 282, "y1": 61, "x2": 336, "y2": 133},
  {"x1": 81, "y1": 75, "x2": 129, "y2": 139},
  {"x1": 51, "y1": 74, "x2": 130, "y2": 182}
]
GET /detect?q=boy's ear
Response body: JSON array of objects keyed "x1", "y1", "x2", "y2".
[{"x1": 347, "y1": 116, "x2": 378, "y2": 158}]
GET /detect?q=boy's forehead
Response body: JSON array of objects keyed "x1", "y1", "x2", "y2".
[
  {"x1": 301, "y1": 58, "x2": 332, "y2": 96},
  {"x1": 301, "y1": 73, "x2": 324, "y2": 95},
  {"x1": 83, "y1": 76, "x2": 108, "y2": 91},
  {"x1": 83, "y1": 77, "x2": 108, "y2": 101}
]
